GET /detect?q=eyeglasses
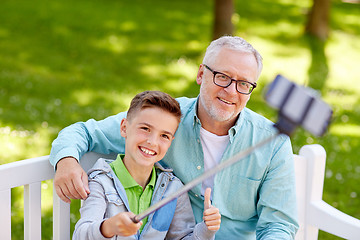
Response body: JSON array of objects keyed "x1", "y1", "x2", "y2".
[{"x1": 204, "y1": 64, "x2": 257, "y2": 95}]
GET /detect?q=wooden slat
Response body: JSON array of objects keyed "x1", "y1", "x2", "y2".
[
  {"x1": 0, "y1": 156, "x2": 53, "y2": 190},
  {"x1": 293, "y1": 154, "x2": 307, "y2": 240},
  {"x1": 0, "y1": 189, "x2": 11, "y2": 240},
  {"x1": 24, "y1": 183, "x2": 42, "y2": 240},
  {"x1": 53, "y1": 190, "x2": 70, "y2": 240}
]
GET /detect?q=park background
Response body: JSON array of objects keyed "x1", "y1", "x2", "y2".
[{"x1": 0, "y1": 0, "x2": 359, "y2": 239}]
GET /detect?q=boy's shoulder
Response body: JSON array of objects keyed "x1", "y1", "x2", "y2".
[
  {"x1": 154, "y1": 161, "x2": 173, "y2": 172},
  {"x1": 155, "y1": 162, "x2": 183, "y2": 183},
  {"x1": 87, "y1": 158, "x2": 114, "y2": 179}
]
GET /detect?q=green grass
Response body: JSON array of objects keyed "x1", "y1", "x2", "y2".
[{"x1": 1, "y1": 0, "x2": 359, "y2": 239}]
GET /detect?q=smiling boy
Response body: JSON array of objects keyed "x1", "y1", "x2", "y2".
[{"x1": 73, "y1": 91, "x2": 221, "y2": 240}]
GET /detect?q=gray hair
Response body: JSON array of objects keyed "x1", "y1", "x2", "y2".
[{"x1": 202, "y1": 36, "x2": 263, "y2": 80}]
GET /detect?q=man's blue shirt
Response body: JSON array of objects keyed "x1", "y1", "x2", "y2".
[{"x1": 50, "y1": 96, "x2": 298, "y2": 239}]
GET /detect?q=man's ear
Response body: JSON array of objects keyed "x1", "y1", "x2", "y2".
[
  {"x1": 120, "y1": 118, "x2": 128, "y2": 138},
  {"x1": 196, "y1": 64, "x2": 205, "y2": 85}
]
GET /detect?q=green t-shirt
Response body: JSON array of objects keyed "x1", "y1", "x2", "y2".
[{"x1": 109, "y1": 154, "x2": 156, "y2": 232}]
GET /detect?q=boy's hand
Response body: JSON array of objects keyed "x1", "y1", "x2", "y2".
[
  {"x1": 203, "y1": 188, "x2": 221, "y2": 231},
  {"x1": 54, "y1": 157, "x2": 90, "y2": 203},
  {"x1": 101, "y1": 212, "x2": 142, "y2": 238}
]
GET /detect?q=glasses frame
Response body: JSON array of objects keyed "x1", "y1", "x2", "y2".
[{"x1": 204, "y1": 64, "x2": 257, "y2": 95}]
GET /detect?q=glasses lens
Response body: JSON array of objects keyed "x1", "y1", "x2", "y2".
[
  {"x1": 237, "y1": 81, "x2": 253, "y2": 94},
  {"x1": 214, "y1": 73, "x2": 231, "y2": 87},
  {"x1": 213, "y1": 71, "x2": 255, "y2": 94}
]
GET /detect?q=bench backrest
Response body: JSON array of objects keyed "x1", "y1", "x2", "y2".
[
  {"x1": 1, "y1": 145, "x2": 359, "y2": 239},
  {"x1": 0, "y1": 152, "x2": 115, "y2": 240},
  {"x1": 294, "y1": 145, "x2": 360, "y2": 240}
]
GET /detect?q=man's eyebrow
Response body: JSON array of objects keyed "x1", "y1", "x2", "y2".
[
  {"x1": 218, "y1": 69, "x2": 253, "y2": 83},
  {"x1": 138, "y1": 122, "x2": 175, "y2": 137}
]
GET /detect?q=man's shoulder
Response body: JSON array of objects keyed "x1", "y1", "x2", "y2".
[
  {"x1": 242, "y1": 108, "x2": 292, "y2": 145},
  {"x1": 176, "y1": 97, "x2": 197, "y2": 110},
  {"x1": 242, "y1": 108, "x2": 275, "y2": 128}
]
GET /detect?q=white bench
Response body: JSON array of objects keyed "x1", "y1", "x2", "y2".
[{"x1": 1, "y1": 145, "x2": 359, "y2": 239}]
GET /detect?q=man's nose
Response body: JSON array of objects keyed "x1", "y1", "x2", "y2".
[{"x1": 224, "y1": 80, "x2": 238, "y2": 94}]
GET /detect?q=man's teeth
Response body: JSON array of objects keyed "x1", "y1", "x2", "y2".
[
  {"x1": 220, "y1": 98, "x2": 232, "y2": 104},
  {"x1": 141, "y1": 147, "x2": 155, "y2": 155}
]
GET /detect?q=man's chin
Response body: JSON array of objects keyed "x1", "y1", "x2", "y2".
[{"x1": 211, "y1": 111, "x2": 236, "y2": 123}]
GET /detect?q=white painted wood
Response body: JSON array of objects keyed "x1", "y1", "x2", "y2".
[
  {"x1": 309, "y1": 200, "x2": 360, "y2": 239},
  {"x1": 53, "y1": 190, "x2": 70, "y2": 240},
  {"x1": 293, "y1": 154, "x2": 307, "y2": 240},
  {"x1": 302, "y1": 144, "x2": 326, "y2": 240},
  {"x1": 24, "y1": 182, "x2": 42, "y2": 240},
  {"x1": 294, "y1": 144, "x2": 360, "y2": 239},
  {"x1": 0, "y1": 189, "x2": 11, "y2": 240},
  {"x1": 0, "y1": 156, "x2": 53, "y2": 190},
  {"x1": 80, "y1": 152, "x2": 117, "y2": 172}
]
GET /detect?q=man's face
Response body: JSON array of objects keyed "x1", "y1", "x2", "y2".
[
  {"x1": 120, "y1": 107, "x2": 179, "y2": 171},
  {"x1": 196, "y1": 48, "x2": 258, "y2": 127}
]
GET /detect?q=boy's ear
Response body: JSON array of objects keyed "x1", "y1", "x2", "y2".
[{"x1": 120, "y1": 118, "x2": 127, "y2": 138}]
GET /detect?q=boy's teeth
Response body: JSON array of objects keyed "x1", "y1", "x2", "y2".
[{"x1": 141, "y1": 147, "x2": 155, "y2": 155}]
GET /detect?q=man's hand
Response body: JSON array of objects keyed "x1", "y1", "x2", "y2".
[
  {"x1": 100, "y1": 212, "x2": 142, "y2": 238},
  {"x1": 203, "y1": 188, "x2": 221, "y2": 231},
  {"x1": 54, "y1": 157, "x2": 90, "y2": 203}
]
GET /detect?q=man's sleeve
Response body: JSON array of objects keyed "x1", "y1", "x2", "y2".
[
  {"x1": 256, "y1": 135, "x2": 299, "y2": 239},
  {"x1": 49, "y1": 112, "x2": 127, "y2": 168}
]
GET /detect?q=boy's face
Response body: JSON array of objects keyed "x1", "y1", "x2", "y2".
[{"x1": 120, "y1": 107, "x2": 179, "y2": 170}]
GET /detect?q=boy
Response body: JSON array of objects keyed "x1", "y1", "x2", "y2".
[{"x1": 73, "y1": 91, "x2": 221, "y2": 239}]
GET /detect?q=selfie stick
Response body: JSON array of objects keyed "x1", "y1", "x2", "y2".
[
  {"x1": 132, "y1": 132, "x2": 279, "y2": 223},
  {"x1": 132, "y1": 75, "x2": 333, "y2": 223}
]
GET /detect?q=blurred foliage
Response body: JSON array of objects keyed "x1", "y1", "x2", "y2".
[{"x1": 0, "y1": 0, "x2": 359, "y2": 239}]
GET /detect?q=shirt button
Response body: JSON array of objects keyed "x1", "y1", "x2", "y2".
[
  {"x1": 195, "y1": 194, "x2": 199, "y2": 197},
  {"x1": 197, "y1": 166, "x2": 201, "y2": 170}
]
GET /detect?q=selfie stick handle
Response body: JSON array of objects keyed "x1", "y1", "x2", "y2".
[{"x1": 132, "y1": 132, "x2": 280, "y2": 223}]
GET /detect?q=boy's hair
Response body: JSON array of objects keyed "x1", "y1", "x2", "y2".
[{"x1": 127, "y1": 91, "x2": 182, "y2": 123}]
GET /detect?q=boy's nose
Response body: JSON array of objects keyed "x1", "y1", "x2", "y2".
[{"x1": 146, "y1": 135, "x2": 157, "y2": 146}]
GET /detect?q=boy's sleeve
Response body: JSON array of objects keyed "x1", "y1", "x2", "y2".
[
  {"x1": 73, "y1": 178, "x2": 112, "y2": 240},
  {"x1": 49, "y1": 112, "x2": 127, "y2": 168},
  {"x1": 166, "y1": 191, "x2": 216, "y2": 240}
]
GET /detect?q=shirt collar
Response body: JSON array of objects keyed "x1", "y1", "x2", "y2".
[
  {"x1": 192, "y1": 97, "x2": 244, "y2": 139},
  {"x1": 111, "y1": 154, "x2": 156, "y2": 189},
  {"x1": 192, "y1": 96, "x2": 201, "y2": 127}
]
